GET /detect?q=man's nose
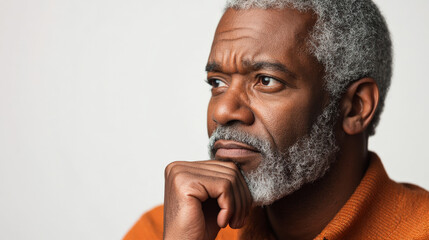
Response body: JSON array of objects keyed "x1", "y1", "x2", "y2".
[{"x1": 212, "y1": 88, "x2": 255, "y2": 126}]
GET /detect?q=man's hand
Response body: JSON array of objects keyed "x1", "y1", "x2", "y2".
[{"x1": 163, "y1": 160, "x2": 253, "y2": 240}]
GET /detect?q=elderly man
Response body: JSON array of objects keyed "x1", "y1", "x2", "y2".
[{"x1": 125, "y1": 0, "x2": 429, "y2": 239}]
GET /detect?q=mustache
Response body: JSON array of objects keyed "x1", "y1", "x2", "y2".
[{"x1": 208, "y1": 125, "x2": 269, "y2": 159}]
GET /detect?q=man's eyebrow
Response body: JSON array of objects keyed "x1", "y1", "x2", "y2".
[
  {"x1": 246, "y1": 61, "x2": 295, "y2": 78},
  {"x1": 205, "y1": 62, "x2": 222, "y2": 72},
  {"x1": 205, "y1": 60, "x2": 296, "y2": 78}
]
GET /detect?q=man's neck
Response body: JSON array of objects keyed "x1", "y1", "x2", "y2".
[{"x1": 265, "y1": 135, "x2": 369, "y2": 240}]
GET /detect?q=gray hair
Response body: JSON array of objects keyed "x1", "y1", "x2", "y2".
[{"x1": 225, "y1": 0, "x2": 392, "y2": 135}]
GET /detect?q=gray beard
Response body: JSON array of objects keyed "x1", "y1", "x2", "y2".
[{"x1": 208, "y1": 101, "x2": 339, "y2": 206}]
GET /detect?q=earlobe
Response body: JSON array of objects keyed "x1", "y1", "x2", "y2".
[{"x1": 341, "y1": 78, "x2": 379, "y2": 135}]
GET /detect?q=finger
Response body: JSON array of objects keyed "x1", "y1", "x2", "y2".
[
  {"x1": 233, "y1": 173, "x2": 247, "y2": 228},
  {"x1": 166, "y1": 161, "x2": 253, "y2": 227},
  {"x1": 167, "y1": 164, "x2": 241, "y2": 228},
  {"x1": 185, "y1": 160, "x2": 253, "y2": 227},
  {"x1": 194, "y1": 160, "x2": 240, "y2": 171},
  {"x1": 224, "y1": 172, "x2": 242, "y2": 229},
  {"x1": 202, "y1": 160, "x2": 253, "y2": 226},
  {"x1": 167, "y1": 161, "x2": 244, "y2": 190},
  {"x1": 165, "y1": 160, "x2": 235, "y2": 179},
  {"x1": 194, "y1": 176, "x2": 235, "y2": 228},
  {"x1": 196, "y1": 161, "x2": 252, "y2": 228}
]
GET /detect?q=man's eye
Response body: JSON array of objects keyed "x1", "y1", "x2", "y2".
[
  {"x1": 259, "y1": 76, "x2": 280, "y2": 86},
  {"x1": 207, "y1": 78, "x2": 227, "y2": 88}
]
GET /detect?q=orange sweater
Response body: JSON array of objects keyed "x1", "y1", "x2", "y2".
[{"x1": 124, "y1": 153, "x2": 429, "y2": 239}]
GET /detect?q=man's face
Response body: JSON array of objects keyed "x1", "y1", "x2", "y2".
[{"x1": 206, "y1": 8, "x2": 336, "y2": 205}]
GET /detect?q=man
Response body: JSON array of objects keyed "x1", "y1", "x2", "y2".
[{"x1": 125, "y1": 0, "x2": 429, "y2": 239}]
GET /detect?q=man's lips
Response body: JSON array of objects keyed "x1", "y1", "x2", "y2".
[
  {"x1": 214, "y1": 140, "x2": 259, "y2": 152},
  {"x1": 213, "y1": 140, "x2": 260, "y2": 161}
]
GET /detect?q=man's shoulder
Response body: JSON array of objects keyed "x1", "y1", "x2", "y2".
[
  {"x1": 123, "y1": 205, "x2": 164, "y2": 240},
  {"x1": 398, "y1": 181, "x2": 429, "y2": 202},
  {"x1": 391, "y1": 179, "x2": 429, "y2": 213},
  {"x1": 377, "y1": 178, "x2": 429, "y2": 238},
  {"x1": 371, "y1": 155, "x2": 429, "y2": 238},
  {"x1": 320, "y1": 154, "x2": 429, "y2": 239},
  {"x1": 368, "y1": 153, "x2": 429, "y2": 219},
  {"x1": 393, "y1": 182, "x2": 429, "y2": 227}
]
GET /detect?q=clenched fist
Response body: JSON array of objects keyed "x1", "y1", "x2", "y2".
[{"x1": 163, "y1": 160, "x2": 253, "y2": 240}]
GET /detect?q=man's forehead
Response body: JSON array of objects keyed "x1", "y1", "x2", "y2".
[
  {"x1": 215, "y1": 8, "x2": 317, "y2": 42},
  {"x1": 206, "y1": 8, "x2": 319, "y2": 77}
]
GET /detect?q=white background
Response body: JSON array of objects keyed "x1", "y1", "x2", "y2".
[{"x1": 0, "y1": 0, "x2": 428, "y2": 239}]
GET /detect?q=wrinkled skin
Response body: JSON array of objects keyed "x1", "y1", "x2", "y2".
[
  {"x1": 163, "y1": 7, "x2": 376, "y2": 240},
  {"x1": 163, "y1": 8, "x2": 326, "y2": 240}
]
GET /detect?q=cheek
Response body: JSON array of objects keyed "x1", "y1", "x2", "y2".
[
  {"x1": 207, "y1": 100, "x2": 216, "y2": 137},
  {"x1": 253, "y1": 93, "x2": 321, "y2": 151},
  {"x1": 259, "y1": 105, "x2": 309, "y2": 150}
]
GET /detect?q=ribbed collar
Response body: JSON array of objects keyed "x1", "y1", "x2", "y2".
[{"x1": 314, "y1": 152, "x2": 392, "y2": 240}]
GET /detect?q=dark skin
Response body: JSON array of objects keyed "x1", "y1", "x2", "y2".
[{"x1": 164, "y1": 8, "x2": 379, "y2": 240}]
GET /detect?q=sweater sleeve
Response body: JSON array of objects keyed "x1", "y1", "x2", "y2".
[
  {"x1": 123, "y1": 204, "x2": 242, "y2": 240},
  {"x1": 123, "y1": 205, "x2": 164, "y2": 240}
]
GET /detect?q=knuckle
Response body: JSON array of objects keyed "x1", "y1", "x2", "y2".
[
  {"x1": 164, "y1": 163, "x2": 174, "y2": 178},
  {"x1": 225, "y1": 162, "x2": 242, "y2": 176},
  {"x1": 165, "y1": 161, "x2": 187, "y2": 178},
  {"x1": 165, "y1": 162, "x2": 178, "y2": 178},
  {"x1": 224, "y1": 161, "x2": 239, "y2": 170}
]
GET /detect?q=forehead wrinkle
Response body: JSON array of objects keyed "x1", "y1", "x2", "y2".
[
  {"x1": 208, "y1": 40, "x2": 261, "y2": 75},
  {"x1": 224, "y1": 48, "x2": 237, "y2": 74},
  {"x1": 215, "y1": 36, "x2": 255, "y2": 42},
  {"x1": 215, "y1": 26, "x2": 264, "y2": 44},
  {"x1": 212, "y1": 44, "x2": 251, "y2": 74},
  {"x1": 208, "y1": 55, "x2": 257, "y2": 75},
  {"x1": 216, "y1": 26, "x2": 255, "y2": 36}
]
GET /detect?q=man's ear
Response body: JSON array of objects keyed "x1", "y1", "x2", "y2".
[{"x1": 340, "y1": 78, "x2": 379, "y2": 135}]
